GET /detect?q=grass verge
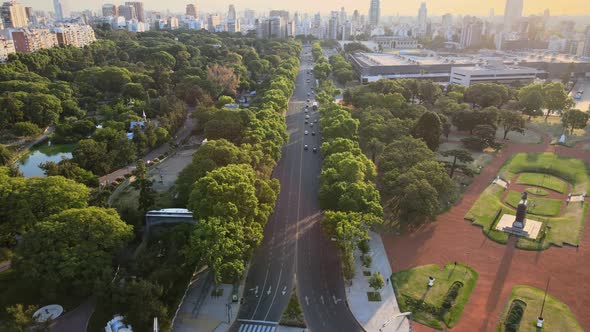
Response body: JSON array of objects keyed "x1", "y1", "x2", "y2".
[
  {"x1": 392, "y1": 263, "x2": 478, "y2": 329},
  {"x1": 280, "y1": 287, "x2": 307, "y2": 328}
]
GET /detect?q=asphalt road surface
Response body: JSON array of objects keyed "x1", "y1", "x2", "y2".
[{"x1": 231, "y1": 46, "x2": 362, "y2": 332}]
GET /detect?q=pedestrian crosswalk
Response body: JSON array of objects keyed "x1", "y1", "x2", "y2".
[{"x1": 237, "y1": 323, "x2": 276, "y2": 332}]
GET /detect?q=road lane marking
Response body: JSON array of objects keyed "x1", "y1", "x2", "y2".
[
  {"x1": 263, "y1": 268, "x2": 283, "y2": 320},
  {"x1": 305, "y1": 296, "x2": 309, "y2": 305},
  {"x1": 267, "y1": 286, "x2": 272, "y2": 296},
  {"x1": 282, "y1": 286, "x2": 287, "y2": 295},
  {"x1": 250, "y1": 269, "x2": 270, "y2": 319},
  {"x1": 320, "y1": 295, "x2": 324, "y2": 305}
]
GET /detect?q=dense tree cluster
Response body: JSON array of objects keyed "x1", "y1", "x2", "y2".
[
  {"x1": 314, "y1": 48, "x2": 382, "y2": 279},
  {"x1": 178, "y1": 38, "x2": 301, "y2": 284},
  {"x1": 329, "y1": 53, "x2": 355, "y2": 85}
]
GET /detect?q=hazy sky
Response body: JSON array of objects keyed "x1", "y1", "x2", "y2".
[{"x1": 20, "y1": 0, "x2": 590, "y2": 16}]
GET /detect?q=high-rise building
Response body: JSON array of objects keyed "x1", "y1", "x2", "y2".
[
  {"x1": 243, "y1": 9, "x2": 255, "y2": 25},
  {"x1": 489, "y1": 8, "x2": 495, "y2": 20},
  {"x1": 503, "y1": 0, "x2": 523, "y2": 32},
  {"x1": 125, "y1": 2, "x2": 144, "y2": 22},
  {"x1": 256, "y1": 16, "x2": 284, "y2": 38},
  {"x1": 269, "y1": 10, "x2": 289, "y2": 23},
  {"x1": 207, "y1": 14, "x2": 221, "y2": 32},
  {"x1": 0, "y1": 36, "x2": 15, "y2": 61},
  {"x1": 418, "y1": 2, "x2": 427, "y2": 32},
  {"x1": 228, "y1": 4, "x2": 236, "y2": 21},
  {"x1": 24, "y1": 5, "x2": 31, "y2": 19},
  {"x1": 118, "y1": 5, "x2": 136, "y2": 21},
  {"x1": 53, "y1": 24, "x2": 96, "y2": 47},
  {"x1": 11, "y1": 28, "x2": 58, "y2": 53},
  {"x1": 1, "y1": 1, "x2": 28, "y2": 28},
  {"x1": 186, "y1": 4, "x2": 197, "y2": 18},
  {"x1": 442, "y1": 13, "x2": 452, "y2": 31},
  {"x1": 328, "y1": 11, "x2": 338, "y2": 40},
  {"x1": 583, "y1": 26, "x2": 590, "y2": 57},
  {"x1": 102, "y1": 4, "x2": 117, "y2": 17},
  {"x1": 368, "y1": 0, "x2": 379, "y2": 27},
  {"x1": 460, "y1": 16, "x2": 483, "y2": 48},
  {"x1": 53, "y1": 0, "x2": 64, "y2": 21},
  {"x1": 339, "y1": 7, "x2": 346, "y2": 26}
]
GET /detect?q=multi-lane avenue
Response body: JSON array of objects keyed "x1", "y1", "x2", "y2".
[{"x1": 230, "y1": 45, "x2": 363, "y2": 332}]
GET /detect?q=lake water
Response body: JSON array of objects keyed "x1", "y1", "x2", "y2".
[{"x1": 17, "y1": 142, "x2": 76, "y2": 177}]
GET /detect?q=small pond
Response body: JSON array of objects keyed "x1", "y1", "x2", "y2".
[{"x1": 17, "y1": 141, "x2": 76, "y2": 177}]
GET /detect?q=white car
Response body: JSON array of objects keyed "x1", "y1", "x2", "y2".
[
  {"x1": 304, "y1": 130, "x2": 309, "y2": 135},
  {"x1": 310, "y1": 123, "x2": 314, "y2": 127},
  {"x1": 305, "y1": 114, "x2": 310, "y2": 119}
]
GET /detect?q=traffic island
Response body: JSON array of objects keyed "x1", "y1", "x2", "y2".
[
  {"x1": 279, "y1": 286, "x2": 306, "y2": 328},
  {"x1": 498, "y1": 285, "x2": 583, "y2": 332},
  {"x1": 392, "y1": 263, "x2": 478, "y2": 330}
]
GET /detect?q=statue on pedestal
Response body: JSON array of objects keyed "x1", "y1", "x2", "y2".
[{"x1": 513, "y1": 192, "x2": 527, "y2": 229}]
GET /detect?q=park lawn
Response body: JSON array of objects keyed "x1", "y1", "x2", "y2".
[
  {"x1": 517, "y1": 202, "x2": 589, "y2": 250},
  {"x1": 516, "y1": 173, "x2": 568, "y2": 194},
  {"x1": 504, "y1": 190, "x2": 562, "y2": 217},
  {"x1": 393, "y1": 263, "x2": 478, "y2": 329},
  {"x1": 497, "y1": 285, "x2": 583, "y2": 332},
  {"x1": 525, "y1": 187, "x2": 549, "y2": 196},
  {"x1": 499, "y1": 153, "x2": 590, "y2": 193},
  {"x1": 464, "y1": 185, "x2": 510, "y2": 244}
]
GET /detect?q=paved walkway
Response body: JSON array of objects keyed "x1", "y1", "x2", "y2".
[
  {"x1": 347, "y1": 232, "x2": 410, "y2": 332},
  {"x1": 383, "y1": 128, "x2": 590, "y2": 331},
  {"x1": 50, "y1": 298, "x2": 95, "y2": 332}
]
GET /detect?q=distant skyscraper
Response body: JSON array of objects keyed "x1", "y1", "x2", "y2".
[
  {"x1": 118, "y1": 5, "x2": 136, "y2": 20},
  {"x1": 442, "y1": 13, "x2": 453, "y2": 38},
  {"x1": 583, "y1": 26, "x2": 590, "y2": 57},
  {"x1": 418, "y1": 2, "x2": 427, "y2": 31},
  {"x1": 503, "y1": 0, "x2": 523, "y2": 32},
  {"x1": 460, "y1": 16, "x2": 483, "y2": 48},
  {"x1": 53, "y1": 0, "x2": 63, "y2": 21},
  {"x1": 207, "y1": 14, "x2": 221, "y2": 32},
  {"x1": 1, "y1": 1, "x2": 28, "y2": 28},
  {"x1": 339, "y1": 7, "x2": 346, "y2": 25},
  {"x1": 125, "y1": 2, "x2": 144, "y2": 22},
  {"x1": 228, "y1": 4, "x2": 236, "y2": 21},
  {"x1": 186, "y1": 3, "x2": 197, "y2": 18},
  {"x1": 489, "y1": 8, "x2": 495, "y2": 20},
  {"x1": 102, "y1": 3, "x2": 117, "y2": 17},
  {"x1": 368, "y1": 0, "x2": 379, "y2": 27}
]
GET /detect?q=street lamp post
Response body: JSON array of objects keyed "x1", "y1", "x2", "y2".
[{"x1": 538, "y1": 277, "x2": 551, "y2": 328}]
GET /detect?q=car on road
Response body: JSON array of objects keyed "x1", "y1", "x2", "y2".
[
  {"x1": 304, "y1": 130, "x2": 309, "y2": 135},
  {"x1": 310, "y1": 123, "x2": 314, "y2": 127},
  {"x1": 311, "y1": 131, "x2": 316, "y2": 136},
  {"x1": 304, "y1": 144, "x2": 309, "y2": 150},
  {"x1": 312, "y1": 147, "x2": 317, "y2": 153},
  {"x1": 307, "y1": 99, "x2": 310, "y2": 102},
  {"x1": 314, "y1": 119, "x2": 318, "y2": 123},
  {"x1": 305, "y1": 120, "x2": 308, "y2": 124},
  {"x1": 304, "y1": 109, "x2": 308, "y2": 113},
  {"x1": 305, "y1": 114, "x2": 310, "y2": 119},
  {"x1": 575, "y1": 92, "x2": 582, "y2": 100}
]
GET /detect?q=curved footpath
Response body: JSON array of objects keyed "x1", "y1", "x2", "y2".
[{"x1": 383, "y1": 128, "x2": 590, "y2": 332}]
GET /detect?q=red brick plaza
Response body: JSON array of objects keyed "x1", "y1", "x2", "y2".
[{"x1": 382, "y1": 131, "x2": 590, "y2": 332}]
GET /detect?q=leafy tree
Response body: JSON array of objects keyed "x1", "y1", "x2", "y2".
[
  {"x1": 4, "y1": 304, "x2": 47, "y2": 332},
  {"x1": 0, "y1": 144, "x2": 12, "y2": 166},
  {"x1": 543, "y1": 82, "x2": 573, "y2": 120},
  {"x1": 12, "y1": 121, "x2": 41, "y2": 136},
  {"x1": 368, "y1": 272, "x2": 385, "y2": 292},
  {"x1": 518, "y1": 83, "x2": 544, "y2": 119},
  {"x1": 497, "y1": 109, "x2": 525, "y2": 139},
  {"x1": 561, "y1": 109, "x2": 590, "y2": 135},
  {"x1": 418, "y1": 81, "x2": 441, "y2": 105},
  {"x1": 441, "y1": 149, "x2": 474, "y2": 178},
  {"x1": 378, "y1": 136, "x2": 434, "y2": 176},
  {"x1": 207, "y1": 63, "x2": 239, "y2": 97},
  {"x1": 464, "y1": 83, "x2": 509, "y2": 108},
  {"x1": 110, "y1": 279, "x2": 169, "y2": 332},
  {"x1": 40, "y1": 159, "x2": 99, "y2": 187},
  {"x1": 13, "y1": 207, "x2": 133, "y2": 296},
  {"x1": 462, "y1": 124, "x2": 498, "y2": 150},
  {"x1": 72, "y1": 139, "x2": 111, "y2": 175},
  {"x1": 132, "y1": 160, "x2": 155, "y2": 213},
  {"x1": 412, "y1": 111, "x2": 442, "y2": 151}
]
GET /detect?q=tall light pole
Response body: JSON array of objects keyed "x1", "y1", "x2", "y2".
[{"x1": 538, "y1": 277, "x2": 551, "y2": 328}]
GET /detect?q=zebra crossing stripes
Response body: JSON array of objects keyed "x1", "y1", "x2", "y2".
[{"x1": 237, "y1": 323, "x2": 276, "y2": 332}]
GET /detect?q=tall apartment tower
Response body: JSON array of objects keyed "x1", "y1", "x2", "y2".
[
  {"x1": 503, "y1": 0, "x2": 523, "y2": 32},
  {"x1": 53, "y1": 0, "x2": 64, "y2": 21},
  {"x1": 368, "y1": 0, "x2": 380, "y2": 27},
  {"x1": 418, "y1": 2, "x2": 427, "y2": 31},
  {"x1": 125, "y1": 2, "x2": 144, "y2": 22},
  {"x1": 102, "y1": 4, "x2": 118, "y2": 17},
  {"x1": 460, "y1": 16, "x2": 483, "y2": 49},
  {"x1": 186, "y1": 4, "x2": 197, "y2": 18},
  {"x1": 1, "y1": 1, "x2": 28, "y2": 28},
  {"x1": 228, "y1": 4, "x2": 236, "y2": 21},
  {"x1": 583, "y1": 26, "x2": 590, "y2": 57}
]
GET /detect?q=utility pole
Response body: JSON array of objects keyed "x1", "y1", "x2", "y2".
[{"x1": 538, "y1": 277, "x2": 551, "y2": 328}]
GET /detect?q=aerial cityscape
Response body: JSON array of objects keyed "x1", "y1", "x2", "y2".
[{"x1": 0, "y1": 0, "x2": 589, "y2": 332}]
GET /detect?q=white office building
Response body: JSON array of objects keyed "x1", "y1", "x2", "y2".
[{"x1": 450, "y1": 64, "x2": 539, "y2": 87}]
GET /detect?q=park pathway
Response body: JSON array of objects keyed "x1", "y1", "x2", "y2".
[{"x1": 383, "y1": 128, "x2": 590, "y2": 332}]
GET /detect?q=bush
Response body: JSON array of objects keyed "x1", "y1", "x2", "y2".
[
  {"x1": 361, "y1": 254, "x2": 372, "y2": 268},
  {"x1": 358, "y1": 239, "x2": 370, "y2": 255},
  {"x1": 441, "y1": 282, "x2": 463, "y2": 313},
  {"x1": 12, "y1": 122, "x2": 42, "y2": 137},
  {"x1": 505, "y1": 300, "x2": 526, "y2": 332}
]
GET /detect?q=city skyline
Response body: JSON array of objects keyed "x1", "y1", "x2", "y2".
[{"x1": 17, "y1": 0, "x2": 590, "y2": 16}]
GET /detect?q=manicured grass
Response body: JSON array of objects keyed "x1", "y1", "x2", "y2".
[
  {"x1": 367, "y1": 292, "x2": 382, "y2": 302},
  {"x1": 504, "y1": 190, "x2": 562, "y2": 217},
  {"x1": 499, "y1": 153, "x2": 590, "y2": 193},
  {"x1": 525, "y1": 187, "x2": 549, "y2": 196},
  {"x1": 497, "y1": 285, "x2": 583, "y2": 332},
  {"x1": 516, "y1": 173, "x2": 568, "y2": 193},
  {"x1": 392, "y1": 263, "x2": 478, "y2": 329},
  {"x1": 464, "y1": 185, "x2": 510, "y2": 244}
]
